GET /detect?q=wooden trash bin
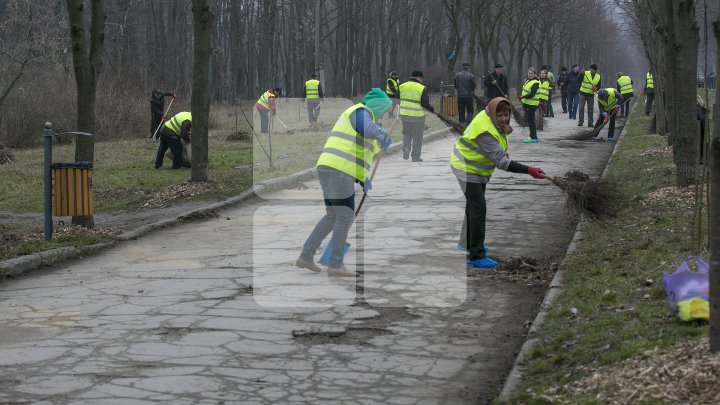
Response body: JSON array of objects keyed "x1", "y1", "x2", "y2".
[
  {"x1": 443, "y1": 95, "x2": 458, "y2": 116},
  {"x1": 52, "y1": 162, "x2": 94, "y2": 216}
]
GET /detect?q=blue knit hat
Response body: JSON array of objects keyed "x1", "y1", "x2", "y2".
[{"x1": 362, "y1": 88, "x2": 392, "y2": 117}]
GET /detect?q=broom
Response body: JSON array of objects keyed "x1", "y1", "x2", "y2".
[
  {"x1": 541, "y1": 170, "x2": 618, "y2": 219},
  {"x1": 318, "y1": 117, "x2": 400, "y2": 266},
  {"x1": 433, "y1": 112, "x2": 467, "y2": 136},
  {"x1": 566, "y1": 97, "x2": 632, "y2": 141}
]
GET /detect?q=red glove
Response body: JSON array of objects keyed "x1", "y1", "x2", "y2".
[
  {"x1": 528, "y1": 167, "x2": 545, "y2": 179},
  {"x1": 604, "y1": 116, "x2": 609, "y2": 124}
]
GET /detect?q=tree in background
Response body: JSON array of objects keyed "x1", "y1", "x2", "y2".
[
  {"x1": 710, "y1": 15, "x2": 720, "y2": 354},
  {"x1": 191, "y1": 0, "x2": 215, "y2": 182},
  {"x1": 66, "y1": 0, "x2": 106, "y2": 228}
]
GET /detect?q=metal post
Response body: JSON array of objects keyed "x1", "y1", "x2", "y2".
[{"x1": 43, "y1": 122, "x2": 53, "y2": 241}]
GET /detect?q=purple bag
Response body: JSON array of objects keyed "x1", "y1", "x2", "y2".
[{"x1": 662, "y1": 256, "x2": 709, "y2": 307}]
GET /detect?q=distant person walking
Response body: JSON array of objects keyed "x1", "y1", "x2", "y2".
[
  {"x1": 454, "y1": 62, "x2": 478, "y2": 125},
  {"x1": 399, "y1": 70, "x2": 435, "y2": 162},
  {"x1": 149, "y1": 89, "x2": 175, "y2": 139},
  {"x1": 483, "y1": 63, "x2": 509, "y2": 100},
  {"x1": 255, "y1": 87, "x2": 281, "y2": 134},
  {"x1": 644, "y1": 71, "x2": 654, "y2": 115},
  {"x1": 519, "y1": 67, "x2": 541, "y2": 143},
  {"x1": 544, "y1": 66, "x2": 556, "y2": 117},
  {"x1": 565, "y1": 65, "x2": 581, "y2": 120},
  {"x1": 578, "y1": 64, "x2": 601, "y2": 127},
  {"x1": 616, "y1": 72, "x2": 634, "y2": 117},
  {"x1": 386, "y1": 71, "x2": 400, "y2": 118},
  {"x1": 303, "y1": 74, "x2": 323, "y2": 129},
  {"x1": 557, "y1": 67, "x2": 569, "y2": 114}
]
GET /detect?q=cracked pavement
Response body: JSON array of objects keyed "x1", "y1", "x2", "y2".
[{"x1": 0, "y1": 110, "x2": 619, "y2": 404}]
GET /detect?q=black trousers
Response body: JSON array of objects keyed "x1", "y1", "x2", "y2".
[
  {"x1": 258, "y1": 108, "x2": 270, "y2": 133},
  {"x1": 645, "y1": 92, "x2": 654, "y2": 115},
  {"x1": 457, "y1": 96, "x2": 475, "y2": 124},
  {"x1": 594, "y1": 111, "x2": 617, "y2": 138},
  {"x1": 620, "y1": 94, "x2": 633, "y2": 116},
  {"x1": 459, "y1": 181, "x2": 487, "y2": 261},
  {"x1": 155, "y1": 131, "x2": 183, "y2": 169},
  {"x1": 401, "y1": 120, "x2": 425, "y2": 160},
  {"x1": 523, "y1": 104, "x2": 538, "y2": 139},
  {"x1": 151, "y1": 114, "x2": 163, "y2": 137}
]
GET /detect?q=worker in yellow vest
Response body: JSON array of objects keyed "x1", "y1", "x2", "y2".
[
  {"x1": 255, "y1": 87, "x2": 281, "y2": 134},
  {"x1": 399, "y1": 70, "x2": 435, "y2": 162},
  {"x1": 644, "y1": 71, "x2": 654, "y2": 115},
  {"x1": 155, "y1": 111, "x2": 191, "y2": 169},
  {"x1": 295, "y1": 89, "x2": 393, "y2": 277},
  {"x1": 519, "y1": 67, "x2": 541, "y2": 142},
  {"x1": 578, "y1": 64, "x2": 601, "y2": 127},
  {"x1": 537, "y1": 69, "x2": 551, "y2": 130},
  {"x1": 386, "y1": 71, "x2": 400, "y2": 118},
  {"x1": 303, "y1": 74, "x2": 323, "y2": 128},
  {"x1": 615, "y1": 72, "x2": 634, "y2": 117},
  {"x1": 450, "y1": 98, "x2": 545, "y2": 268},
  {"x1": 592, "y1": 88, "x2": 622, "y2": 142}
]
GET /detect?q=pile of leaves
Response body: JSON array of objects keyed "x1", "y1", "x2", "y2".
[
  {"x1": 556, "y1": 339, "x2": 720, "y2": 404},
  {"x1": 142, "y1": 181, "x2": 227, "y2": 208},
  {"x1": 646, "y1": 186, "x2": 702, "y2": 209},
  {"x1": 226, "y1": 131, "x2": 252, "y2": 142},
  {"x1": 27, "y1": 225, "x2": 120, "y2": 241},
  {"x1": 639, "y1": 146, "x2": 673, "y2": 158},
  {"x1": 0, "y1": 142, "x2": 15, "y2": 165},
  {"x1": 472, "y1": 256, "x2": 559, "y2": 287}
]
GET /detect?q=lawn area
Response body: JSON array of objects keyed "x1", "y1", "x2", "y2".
[
  {"x1": 502, "y1": 95, "x2": 714, "y2": 403},
  {"x1": 0, "y1": 97, "x2": 451, "y2": 261}
]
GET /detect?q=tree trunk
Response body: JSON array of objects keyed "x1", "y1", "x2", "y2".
[
  {"x1": 709, "y1": 16, "x2": 720, "y2": 353},
  {"x1": 66, "y1": 0, "x2": 106, "y2": 228},
  {"x1": 191, "y1": 0, "x2": 214, "y2": 182}
]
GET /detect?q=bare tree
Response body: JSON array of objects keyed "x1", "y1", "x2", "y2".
[
  {"x1": 66, "y1": 0, "x2": 106, "y2": 228},
  {"x1": 191, "y1": 0, "x2": 214, "y2": 182},
  {"x1": 710, "y1": 12, "x2": 720, "y2": 354}
]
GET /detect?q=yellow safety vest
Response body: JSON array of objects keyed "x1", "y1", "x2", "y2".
[
  {"x1": 399, "y1": 81, "x2": 427, "y2": 121},
  {"x1": 597, "y1": 89, "x2": 619, "y2": 110},
  {"x1": 617, "y1": 76, "x2": 633, "y2": 95},
  {"x1": 386, "y1": 78, "x2": 399, "y2": 96},
  {"x1": 316, "y1": 104, "x2": 380, "y2": 181},
  {"x1": 537, "y1": 80, "x2": 550, "y2": 101},
  {"x1": 521, "y1": 79, "x2": 540, "y2": 106},
  {"x1": 305, "y1": 79, "x2": 320, "y2": 99},
  {"x1": 580, "y1": 71, "x2": 601, "y2": 95},
  {"x1": 646, "y1": 72, "x2": 654, "y2": 89},
  {"x1": 450, "y1": 110, "x2": 507, "y2": 178},
  {"x1": 164, "y1": 111, "x2": 192, "y2": 135},
  {"x1": 256, "y1": 90, "x2": 275, "y2": 109}
]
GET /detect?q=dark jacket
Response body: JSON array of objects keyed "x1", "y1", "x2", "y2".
[
  {"x1": 557, "y1": 73, "x2": 568, "y2": 92},
  {"x1": 150, "y1": 90, "x2": 174, "y2": 117},
  {"x1": 454, "y1": 70, "x2": 477, "y2": 97},
  {"x1": 565, "y1": 71, "x2": 581, "y2": 93},
  {"x1": 483, "y1": 72, "x2": 509, "y2": 99}
]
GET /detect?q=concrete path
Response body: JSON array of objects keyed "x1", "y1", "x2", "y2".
[{"x1": 0, "y1": 108, "x2": 619, "y2": 404}]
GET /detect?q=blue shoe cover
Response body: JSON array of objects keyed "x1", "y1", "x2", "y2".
[{"x1": 467, "y1": 257, "x2": 498, "y2": 269}]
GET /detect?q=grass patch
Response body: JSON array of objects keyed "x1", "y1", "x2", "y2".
[
  {"x1": 0, "y1": 223, "x2": 114, "y2": 261},
  {"x1": 502, "y1": 97, "x2": 710, "y2": 403}
]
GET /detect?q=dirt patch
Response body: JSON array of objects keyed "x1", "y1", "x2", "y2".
[
  {"x1": 17, "y1": 225, "x2": 120, "y2": 242},
  {"x1": 639, "y1": 146, "x2": 672, "y2": 158},
  {"x1": 226, "y1": 131, "x2": 252, "y2": 142},
  {"x1": 142, "y1": 181, "x2": 228, "y2": 208},
  {"x1": 181, "y1": 209, "x2": 219, "y2": 222},
  {"x1": 557, "y1": 339, "x2": 720, "y2": 404},
  {"x1": 292, "y1": 327, "x2": 391, "y2": 346},
  {"x1": 646, "y1": 186, "x2": 702, "y2": 209},
  {"x1": 471, "y1": 257, "x2": 559, "y2": 287},
  {"x1": 95, "y1": 188, "x2": 148, "y2": 201}
]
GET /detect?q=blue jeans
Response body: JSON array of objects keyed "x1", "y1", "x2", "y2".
[
  {"x1": 545, "y1": 91, "x2": 555, "y2": 116},
  {"x1": 301, "y1": 166, "x2": 356, "y2": 267},
  {"x1": 567, "y1": 92, "x2": 579, "y2": 119}
]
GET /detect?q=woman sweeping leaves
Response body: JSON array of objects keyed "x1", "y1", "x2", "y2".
[
  {"x1": 450, "y1": 98, "x2": 546, "y2": 269},
  {"x1": 295, "y1": 88, "x2": 393, "y2": 277}
]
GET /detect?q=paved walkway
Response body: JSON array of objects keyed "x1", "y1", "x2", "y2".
[{"x1": 0, "y1": 108, "x2": 619, "y2": 404}]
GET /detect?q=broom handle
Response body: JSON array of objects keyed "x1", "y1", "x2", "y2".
[
  {"x1": 353, "y1": 117, "x2": 400, "y2": 220},
  {"x1": 151, "y1": 97, "x2": 175, "y2": 140}
]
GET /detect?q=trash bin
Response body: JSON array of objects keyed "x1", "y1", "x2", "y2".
[
  {"x1": 51, "y1": 161, "x2": 94, "y2": 216},
  {"x1": 443, "y1": 95, "x2": 458, "y2": 116}
]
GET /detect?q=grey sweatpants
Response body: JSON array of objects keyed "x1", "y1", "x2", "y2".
[{"x1": 578, "y1": 93, "x2": 594, "y2": 125}]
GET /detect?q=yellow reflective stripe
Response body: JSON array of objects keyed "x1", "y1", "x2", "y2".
[
  {"x1": 452, "y1": 147, "x2": 495, "y2": 171},
  {"x1": 322, "y1": 147, "x2": 371, "y2": 170},
  {"x1": 329, "y1": 131, "x2": 375, "y2": 150}
]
